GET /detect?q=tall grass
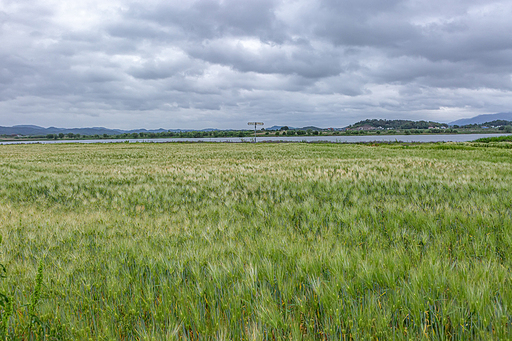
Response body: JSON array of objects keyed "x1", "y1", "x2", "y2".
[
  {"x1": 473, "y1": 135, "x2": 512, "y2": 143},
  {"x1": 0, "y1": 142, "x2": 511, "y2": 339}
]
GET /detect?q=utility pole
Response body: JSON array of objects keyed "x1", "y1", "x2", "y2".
[{"x1": 247, "y1": 122, "x2": 264, "y2": 142}]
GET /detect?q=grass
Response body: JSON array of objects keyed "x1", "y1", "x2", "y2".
[
  {"x1": 0, "y1": 142, "x2": 511, "y2": 340},
  {"x1": 473, "y1": 135, "x2": 512, "y2": 143}
]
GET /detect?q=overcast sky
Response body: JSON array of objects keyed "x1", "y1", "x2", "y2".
[{"x1": 1, "y1": 0, "x2": 511, "y2": 129}]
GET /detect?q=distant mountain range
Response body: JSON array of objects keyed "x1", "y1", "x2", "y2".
[
  {"x1": 0, "y1": 125, "x2": 217, "y2": 136},
  {"x1": 265, "y1": 125, "x2": 323, "y2": 131},
  {"x1": 265, "y1": 125, "x2": 294, "y2": 131},
  {"x1": 0, "y1": 125, "x2": 325, "y2": 136},
  {"x1": 449, "y1": 112, "x2": 512, "y2": 126}
]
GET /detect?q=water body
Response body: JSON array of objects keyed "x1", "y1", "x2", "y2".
[{"x1": 1, "y1": 133, "x2": 510, "y2": 145}]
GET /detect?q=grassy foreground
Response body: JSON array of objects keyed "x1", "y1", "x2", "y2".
[{"x1": 0, "y1": 142, "x2": 511, "y2": 340}]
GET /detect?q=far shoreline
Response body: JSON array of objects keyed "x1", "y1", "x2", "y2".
[
  {"x1": 2, "y1": 130, "x2": 511, "y2": 143},
  {"x1": 2, "y1": 133, "x2": 511, "y2": 145}
]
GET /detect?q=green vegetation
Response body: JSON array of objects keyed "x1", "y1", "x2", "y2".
[
  {"x1": 343, "y1": 119, "x2": 512, "y2": 136},
  {"x1": 3, "y1": 130, "x2": 257, "y2": 141},
  {"x1": 480, "y1": 120, "x2": 512, "y2": 127},
  {"x1": 0, "y1": 142, "x2": 512, "y2": 339},
  {"x1": 347, "y1": 119, "x2": 448, "y2": 130},
  {"x1": 474, "y1": 135, "x2": 512, "y2": 143}
]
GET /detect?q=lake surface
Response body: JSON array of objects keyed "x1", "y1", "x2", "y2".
[{"x1": 1, "y1": 133, "x2": 510, "y2": 145}]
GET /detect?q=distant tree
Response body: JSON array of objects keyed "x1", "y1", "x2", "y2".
[
  {"x1": 103, "y1": 134, "x2": 108, "y2": 138},
  {"x1": 348, "y1": 119, "x2": 448, "y2": 130},
  {"x1": 67, "y1": 133, "x2": 74, "y2": 138},
  {"x1": 484, "y1": 120, "x2": 512, "y2": 127},
  {"x1": 46, "y1": 134, "x2": 54, "y2": 139},
  {"x1": 312, "y1": 130, "x2": 319, "y2": 135},
  {"x1": 58, "y1": 133, "x2": 65, "y2": 139},
  {"x1": 280, "y1": 126, "x2": 289, "y2": 131},
  {"x1": 505, "y1": 126, "x2": 512, "y2": 133},
  {"x1": 275, "y1": 131, "x2": 280, "y2": 136},
  {"x1": 306, "y1": 129, "x2": 313, "y2": 135}
]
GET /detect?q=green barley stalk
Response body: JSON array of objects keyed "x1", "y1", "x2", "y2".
[
  {"x1": 0, "y1": 235, "x2": 13, "y2": 340},
  {"x1": 29, "y1": 261, "x2": 43, "y2": 317},
  {"x1": 0, "y1": 296, "x2": 12, "y2": 340}
]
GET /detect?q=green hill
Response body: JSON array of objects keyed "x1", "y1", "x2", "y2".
[{"x1": 348, "y1": 119, "x2": 448, "y2": 130}]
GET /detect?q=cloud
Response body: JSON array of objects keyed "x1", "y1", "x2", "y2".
[
  {"x1": 0, "y1": 0, "x2": 512, "y2": 129},
  {"x1": 127, "y1": 0, "x2": 285, "y2": 42}
]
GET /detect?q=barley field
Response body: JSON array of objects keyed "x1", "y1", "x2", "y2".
[{"x1": 0, "y1": 142, "x2": 511, "y2": 340}]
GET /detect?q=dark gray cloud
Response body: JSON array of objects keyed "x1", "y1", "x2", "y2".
[
  {"x1": 0, "y1": 0, "x2": 511, "y2": 129},
  {"x1": 128, "y1": 0, "x2": 285, "y2": 42}
]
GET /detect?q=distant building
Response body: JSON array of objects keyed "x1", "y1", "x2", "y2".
[{"x1": 355, "y1": 125, "x2": 375, "y2": 131}]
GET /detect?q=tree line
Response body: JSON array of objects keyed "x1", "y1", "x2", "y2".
[{"x1": 41, "y1": 130, "x2": 256, "y2": 140}]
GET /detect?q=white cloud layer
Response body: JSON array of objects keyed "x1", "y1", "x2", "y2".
[{"x1": 1, "y1": 0, "x2": 511, "y2": 128}]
